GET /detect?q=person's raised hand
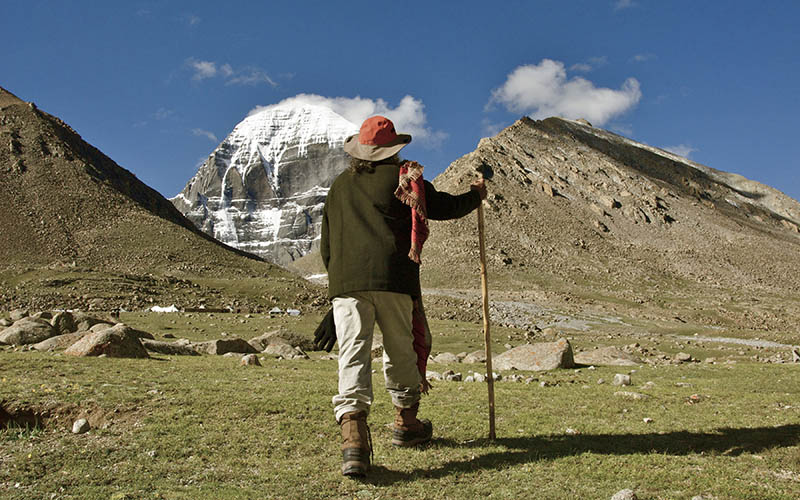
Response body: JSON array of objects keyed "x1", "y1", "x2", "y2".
[{"x1": 470, "y1": 178, "x2": 487, "y2": 200}]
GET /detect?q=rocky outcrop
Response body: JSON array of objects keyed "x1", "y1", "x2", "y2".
[{"x1": 171, "y1": 104, "x2": 358, "y2": 266}]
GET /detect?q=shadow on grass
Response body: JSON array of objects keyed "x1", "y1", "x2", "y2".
[{"x1": 363, "y1": 425, "x2": 800, "y2": 485}]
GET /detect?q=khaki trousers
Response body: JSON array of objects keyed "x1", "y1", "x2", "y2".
[{"x1": 332, "y1": 291, "x2": 422, "y2": 422}]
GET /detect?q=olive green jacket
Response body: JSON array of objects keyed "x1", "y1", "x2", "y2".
[{"x1": 321, "y1": 162, "x2": 481, "y2": 299}]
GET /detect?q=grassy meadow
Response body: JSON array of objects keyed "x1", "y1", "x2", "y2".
[{"x1": 1, "y1": 311, "x2": 799, "y2": 499}]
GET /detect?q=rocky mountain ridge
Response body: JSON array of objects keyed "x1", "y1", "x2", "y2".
[
  {"x1": 422, "y1": 116, "x2": 800, "y2": 332},
  {"x1": 171, "y1": 104, "x2": 358, "y2": 265}
]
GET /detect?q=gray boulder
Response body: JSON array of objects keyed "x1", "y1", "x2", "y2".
[
  {"x1": 0, "y1": 317, "x2": 56, "y2": 345},
  {"x1": 9, "y1": 309, "x2": 29, "y2": 321},
  {"x1": 431, "y1": 352, "x2": 460, "y2": 364},
  {"x1": 141, "y1": 339, "x2": 200, "y2": 356},
  {"x1": 194, "y1": 338, "x2": 257, "y2": 355},
  {"x1": 263, "y1": 343, "x2": 308, "y2": 359},
  {"x1": 611, "y1": 489, "x2": 638, "y2": 500},
  {"x1": 89, "y1": 322, "x2": 116, "y2": 333},
  {"x1": 492, "y1": 338, "x2": 574, "y2": 371},
  {"x1": 240, "y1": 354, "x2": 261, "y2": 366},
  {"x1": 0, "y1": 318, "x2": 11, "y2": 327},
  {"x1": 248, "y1": 329, "x2": 314, "y2": 352},
  {"x1": 462, "y1": 350, "x2": 486, "y2": 364},
  {"x1": 50, "y1": 312, "x2": 77, "y2": 335},
  {"x1": 71, "y1": 312, "x2": 109, "y2": 332},
  {"x1": 574, "y1": 346, "x2": 641, "y2": 366},
  {"x1": 65, "y1": 324, "x2": 149, "y2": 358},
  {"x1": 32, "y1": 332, "x2": 86, "y2": 351},
  {"x1": 612, "y1": 374, "x2": 632, "y2": 386}
]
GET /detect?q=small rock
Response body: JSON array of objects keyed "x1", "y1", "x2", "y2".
[
  {"x1": 565, "y1": 428, "x2": 580, "y2": 435},
  {"x1": 0, "y1": 318, "x2": 11, "y2": 327},
  {"x1": 426, "y1": 370, "x2": 443, "y2": 381},
  {"x1": 612, "y1": 374, "x2": 631, "y2": 386},
  {"x1": 597, "y1": 378, "x2": 605, "y2": 385},
  {"x1": 611, "y1": 488, "x2": 638, "y2": 500},
  {"x1": 465, "y1": 375, "x2": 475, "y2": 382},
  {"x1": 643, "y1": 417, "x2": 654, "y2": 424},
  {"x1": 163, "y1": 333, "x2": 176, "y2": 339},
  {"x1": 240, "y1": 354, "x2": 261, "y2": 366},
  {"x1": 445, "y1": 372, "x2": 462, "y2": 382},
  {"x1": 675, "y1": 352, "x2": 693, "y2": 362},
  {"x1": 473, "y1": 373, "x2": 486, "y2": 383},
  {"x1": 72, "y1": 418, "x2": 90, "y2": 434},
  {"x1": 641, "y1": 381, "x2": 656, "y2": 390}
]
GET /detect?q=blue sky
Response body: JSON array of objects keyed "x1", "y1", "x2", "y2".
[{"x1": 4, "y1": 1, "x2": 799, "y2": 201}]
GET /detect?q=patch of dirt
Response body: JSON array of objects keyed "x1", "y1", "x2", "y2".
[{"x1": 0, "y1": 399, "x2": 139, "y2": 432}]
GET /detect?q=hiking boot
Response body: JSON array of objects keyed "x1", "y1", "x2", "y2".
[
  {"x1": 392, "y1": 403, "x2": 433, "y2": 447},
  {"x1": 340, "y1": 411, "x2": 372, "y2": 477}
]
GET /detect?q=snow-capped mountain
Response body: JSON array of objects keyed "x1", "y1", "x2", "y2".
[{"x1": 172, "y1": 104, "x2": 358, "y2": 265}]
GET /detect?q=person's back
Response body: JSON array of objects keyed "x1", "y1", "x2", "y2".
[{"x1": 320, "y1": 116, "x2": 485, "y2": 478}]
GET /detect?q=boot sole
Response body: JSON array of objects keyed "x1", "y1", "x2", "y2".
[{"x1": 341, "y1": 461, "x2": 368, "y2": 477}]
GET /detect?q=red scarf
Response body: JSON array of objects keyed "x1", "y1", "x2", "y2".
[
  {"x1": 395, "y1": 161, "x2": 432, "y2": 392},
  {"x1": 395, "y1": 161, "x2": 429, "y2": 264}
]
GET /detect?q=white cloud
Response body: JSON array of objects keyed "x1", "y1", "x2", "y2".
[
  {"x1": 153, "y1": 107, "x2": 174, "y2": 120},
  {"x1": 188, "y1": 59, "x2": 217, "y2": 80},
  {"x1": 185, "y1": 59, "x2": 276, "y2": 87},
  {"x1": 184, "y1": 14, "x2": 201, "y2": 26},
  {"x1": 631, "y1": 53, "x2": 656, "y2": 63},
  {"x1": 570, "y1": 63, "x2": 593, "y2": 73},
  {"x1": 226, "y1": 68, "x2": 277, "y2": 87},
  {"x1": 663, "y1": 144, "x2": 697, "y2": 158},
  {"x1": 488, "y1": 59, "x2": 642, "y2": 126},
  {"x1": 570, "y1": 56, "x2": 609, "y2": 73},
  {"x1": 192, "y1": 128, "x2": 218, "y2": 143},
  {"x1": 614, "y1": 0, "x2": 636, "y2": 10},
  {"x1": 248, "y1": 94, "x2": 447, "y2": 147}
]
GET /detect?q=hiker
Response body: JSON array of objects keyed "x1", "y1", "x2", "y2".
[{"x1": 320, "y1": 115, "x2": 486, "y2": 477}]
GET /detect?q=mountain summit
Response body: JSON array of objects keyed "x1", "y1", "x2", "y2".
[{"x1": 172, "y1": 104, "x2": 358, "y2": 265}]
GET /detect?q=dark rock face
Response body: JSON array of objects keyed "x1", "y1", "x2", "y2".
[{"x1": 171, "y1": 104, "x2": 357, "y2": 266}]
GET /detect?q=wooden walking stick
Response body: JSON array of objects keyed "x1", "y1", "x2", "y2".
[{"x1": 476, "y1": 163, "x2": 496, "y2": 440}]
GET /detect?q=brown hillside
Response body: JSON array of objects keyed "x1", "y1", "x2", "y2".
[
  {"x1": 0, "y1": 87, "x2": 319, "y2": 311},
  {"x1": 424, "y1": 117, "x2": 800, "y2": 333}
]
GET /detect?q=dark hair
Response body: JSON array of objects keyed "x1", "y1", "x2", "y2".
[{"x1": 349, "y1": 154, "x2": 403, "y2": 174}]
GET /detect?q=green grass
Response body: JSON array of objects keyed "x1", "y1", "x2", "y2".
[{"x1": 2, "y1": 314, "x2": 799, "y2": 499}]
